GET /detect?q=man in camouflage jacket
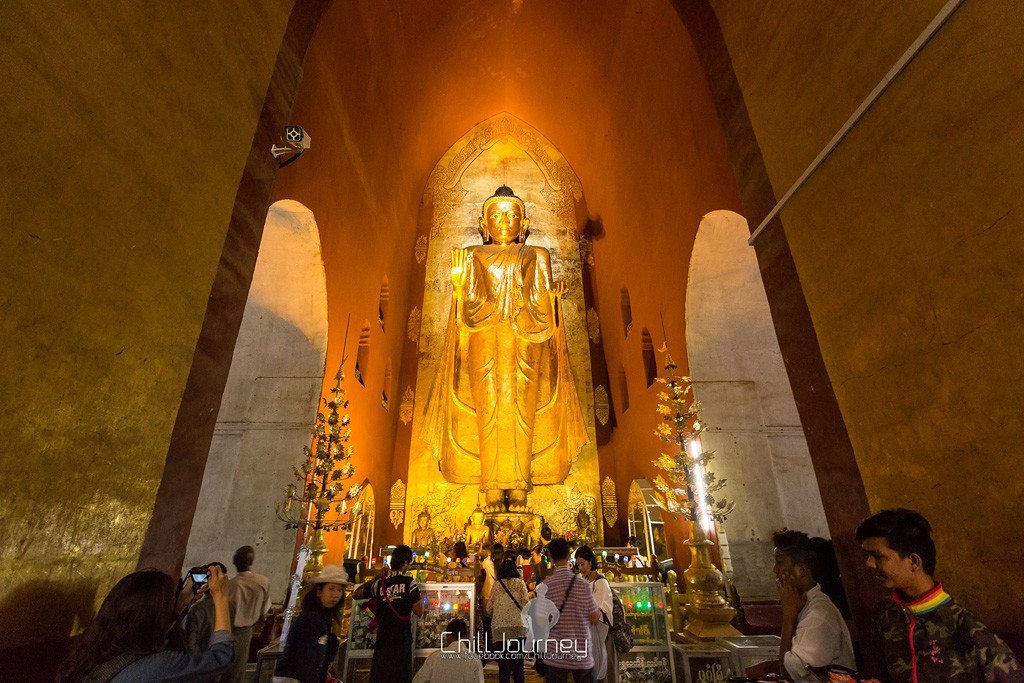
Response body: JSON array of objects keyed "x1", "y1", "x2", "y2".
[
  {"x1": 874, "y1": 584, "x2": 1021, "y2": 682},
  {"x1": 858, "y1": 509, "x2": 1022, "y2": 682}
]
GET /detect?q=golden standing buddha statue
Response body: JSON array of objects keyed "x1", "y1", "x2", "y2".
[{"x1": 423, "y1": 186, "x2": 588, "y2": 513}]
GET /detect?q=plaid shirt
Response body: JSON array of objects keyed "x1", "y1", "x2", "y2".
[{"x1": 540, "y1": 565, "x2": 599, "y2": 670}]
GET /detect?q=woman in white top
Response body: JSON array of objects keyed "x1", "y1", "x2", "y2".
[
  {"x1": 575, "y1": 546, "x2": 618, "y2": 682},
  {"x1": 486, "y1": 558, "x2": 530, "y2": 683}
]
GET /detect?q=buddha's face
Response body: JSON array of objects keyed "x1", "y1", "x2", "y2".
[
  {"x1": 418, "y1": 513, "x2": 429, "y2": 530},
  {"x1": 472, "y1": 509, "x2": 484, "y2": 525},
  {"x1": 481, "y1": 199, "x2": 528, "y2": 245}
]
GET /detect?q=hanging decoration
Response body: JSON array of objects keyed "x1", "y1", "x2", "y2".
[
  {"x1": 407, "y1": 306, "x2": 422, "y2": 346},
  {"x1": 390, "y1": 479, "x2": 407, "y2": 529},
  {"x1": 594, "y1": 385, "x2": 610, "y2": 426},
  {"x1": 399, "y1": 386, "x2": 415, "y2": 425},
  {"x1": 601, "y1": 476, "x2": 618, "y2": 528},
  {"x1": 415, "y1": 235, "x2": 429, "y2": 264},
  {"x1": 587, "y1": 307, "x2": 601, "y2": 344}
]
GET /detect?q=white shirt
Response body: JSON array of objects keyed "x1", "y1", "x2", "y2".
[
  {"x1": 783, "y1": 584, "x2": 856, "y2": 681},
  {"x1": 412, "y1": 641, "x2": 484, "y2": 683},
  {"x1": 482, "y1": 556, "x2": 497, "y2": 600},
  {"x1": 591, "y1": 575, "x2": 613, "y2": 624},
  {"x1": 228, "y1": 571, "x2": 271, "y2": 628}
]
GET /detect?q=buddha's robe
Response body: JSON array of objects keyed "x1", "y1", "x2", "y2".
[{"x1": 423, "y1": 241, "x2": 587, "y2": 492}]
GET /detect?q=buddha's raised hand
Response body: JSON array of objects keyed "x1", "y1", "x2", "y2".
[{"x1": 451, "y1": 247, "x2": 470, "y2": 292}]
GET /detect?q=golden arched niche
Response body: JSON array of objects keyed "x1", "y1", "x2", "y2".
[{"x1": 406, "y1": 113, "x2": 600, "y2": 545}]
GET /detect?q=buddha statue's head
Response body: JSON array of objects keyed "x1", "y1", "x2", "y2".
[
  {"x1": 480, "y1": 185, "x2": 530, "y2": 245},
  {"x1": 470, "y1": 505, "x2": 485, "y2": 526},
  {"x1": 417, "y1": 509, "x2": 431, "y2": 530},
  {"x1": 576, "y1": 508, "x2": 591, "y2": 530}
]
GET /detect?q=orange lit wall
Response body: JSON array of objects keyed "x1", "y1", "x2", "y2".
[{"x1": 274, "y1": 0, "x2": 742, "y2": 570}]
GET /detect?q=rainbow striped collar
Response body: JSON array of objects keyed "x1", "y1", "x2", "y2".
[{"x1": 894, "y1": 583, "x2": 952, "y2": 615}]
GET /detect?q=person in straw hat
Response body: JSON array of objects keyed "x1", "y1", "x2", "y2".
[{"x1": 274, "y1": 564, "x2": 348, "y2": 683}]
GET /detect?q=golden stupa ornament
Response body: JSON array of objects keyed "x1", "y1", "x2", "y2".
[{"x1": 651, "y1": 344, "x2": 738, "y2": 639}]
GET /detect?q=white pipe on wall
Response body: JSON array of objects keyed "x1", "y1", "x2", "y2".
[{"x1": 748, "y1": 0, "x2": 965, "y2": 246}]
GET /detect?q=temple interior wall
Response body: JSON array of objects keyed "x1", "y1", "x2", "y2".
[
  {"x1": 0, "y1": 0, "x2": 293, "y2": 657},
  {"x1": 4, "y1": 0, "x2": 1023, "y2": 666},
  {"x1": 712, "y1": 0, "x2": 1024, "y2": 633}
]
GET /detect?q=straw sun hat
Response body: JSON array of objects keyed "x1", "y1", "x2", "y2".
[{"x1": 311, "y1": 564, "x2": 350, "y2": 585}]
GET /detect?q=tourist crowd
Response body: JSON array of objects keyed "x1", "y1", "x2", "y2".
[{"x1": 57, "y1": 509, "x2": 1021, "y2": 682}]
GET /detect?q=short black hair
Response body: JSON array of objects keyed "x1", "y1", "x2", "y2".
[
  {"x1": 491, "y1": 542, "x2": 504, "y2": 554},
  {"x1": 446, "y1": 618, "x2": 469, "y2": 640},
  {"x1": 574, "y1": 545, "x2": 597, "y2": 567},
  {"x1": 548, "y1": 537, "x2": 570, "y2": 561},
  {"x1": 541, "y1": 526, "x2": 553, "y2": 541},
  {"x1": 453, "y1": 541, "x2": 468, "y2": 559},
  {"x1": 391, "y1": 545, "x2": 414, "y2": 570},
  {"x1": 773, "y1": 530, "x2": 820, "y2": 580},
  {"x1": 498, "y1": 558, "x2": 519, "y2": 580},
  {"x1": 232, "y1": 546, "x2": 255, "y2": 572},
  {"x1": 856, "y1": 508, "x2": 936, "y2": 575}
]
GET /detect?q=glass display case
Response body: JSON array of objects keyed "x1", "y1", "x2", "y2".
[
  {"x1": 673, "y1": 643, "x2": 733, "y2": 683},
  {"x1": 716, "y1": 635, "x2": 781, "y2": 672},
  {"x1": 341, "y1": 581, "x2": 476, "y2": 681},
  {"x1": 414, "y1": 582, "x2": 476, "y2": 655},
  {"x1": 610, "y1": 581, "x2": 676, "y2": 682},
  {"x1": 341, "y1": 596, "x2": 406, "y2": 682}
]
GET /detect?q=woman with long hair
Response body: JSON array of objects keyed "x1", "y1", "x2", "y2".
[
  {"x1": 575, "y1": 545, "x2": 617, "y2": 682},
  {"x1": 486, "y1": 558, "x2": 529, "y2": 683},
  {"x1": 57, "y1": 566, "x2": 233, "y2": 682},
  {"x1": 273, "y1": 565, "x2": 347, "y2": 683}
]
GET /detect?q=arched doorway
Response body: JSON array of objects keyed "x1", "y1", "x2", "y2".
[
  {"x1": 344, "y1": 484, "x2": 376, "y2": 562},
  {"x1": 627, "y1": 479, "x2": 667, "y2": 563},
  {"x1": 685, "y1": 210, "x2": 828, "y2": 598},
  {"x1": 184, "y1": 200, "x2": 328, "y2": 594}
]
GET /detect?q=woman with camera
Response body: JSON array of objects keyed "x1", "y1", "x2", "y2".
[{"x1": 57, "y1": 565, "x2": 234, "y2": 682}]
